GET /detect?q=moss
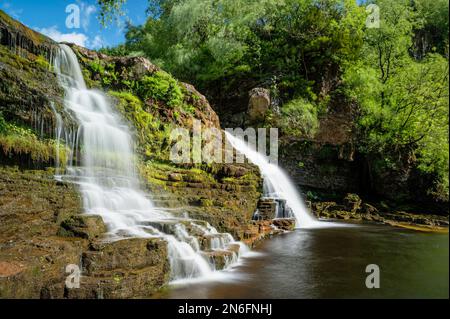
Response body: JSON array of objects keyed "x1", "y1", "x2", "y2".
[
  {"x1": 0, "y1": 45, "x2": 32, "y2": 71},
  {"x1": 109, "y1": 90, "x2": 172, "y2": 160},
  {"x1": 137, "y1": 71, "x2": 184, "y2": 108},
  {"x1": 0, "y1": 122, "x2": 69, "y2": 165},
  {"x1": 200, "y1": 199, "x2": 214, "y2": 207},
  {"x1": 33, "y1": 55, "x2": 50, "y2": 70}
]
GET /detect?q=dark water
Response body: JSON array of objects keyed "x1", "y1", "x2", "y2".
[{"x1": 162, "y1": 223, "x2": 449, "y2": 299}]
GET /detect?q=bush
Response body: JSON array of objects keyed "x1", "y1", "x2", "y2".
[{"x1": 279, "y1": 98, "x2": 319, "y2": 138}]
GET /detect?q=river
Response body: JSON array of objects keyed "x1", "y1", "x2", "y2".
[{"x1": 161, "y1": 222, "x2": 449, "y2": 299}]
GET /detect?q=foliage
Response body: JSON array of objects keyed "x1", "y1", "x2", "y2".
[
  {"x1": 279, "y1": 98, "x2": 319, "y2": 138},
  {"x1": 96, "y1": 0, "x2": 127, "y2": 26},
  {"x1": 100, "y1": 0, "x2": 366, "y2": 102},
  {"x1": 412, "y1": 0, "x2": 449, "y2": 58},
  {"x1": 98, "y1": 0, "x2": 449, "y2": 199},
  {"x1": 343, "y1": 0, "x2": 449, "y2": 197},
  {"x1": 33, "y1": 55, "x2": 50, "y2": 70},
  {"x1": 88, "y1": 59, "x2": 119, "y2": 87},
  {"x1": 136, "y1": 71, "x2": 184, "y2": 107},
  {"x1": 0, "y1": 112, "x2": 7, "y2": 133}
]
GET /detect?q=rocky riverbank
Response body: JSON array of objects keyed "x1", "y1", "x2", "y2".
[{"x1": 310, "y1": 193, "x2": 449, "y2": 232}]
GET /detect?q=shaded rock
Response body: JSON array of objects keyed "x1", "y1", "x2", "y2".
[
  {"x1": 219, "y1": 164, "x2": 248, "y2": 178},
  {"x1": 343, "y1": 193, "x2": 362, "y2": 213},
  {"x1": 168, "y1": 173, "x2": 182, "y2": 182},
  {"x1": 248, "y1": 88, "x2": 270, "y2": 122}
]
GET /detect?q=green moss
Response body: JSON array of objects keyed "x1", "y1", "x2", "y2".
[
  {"x1": 0, "y1": 122, "x2": 69, "y2": 165},
  {"x1": 0, "y1": 45, "x2": 32, "y2": 71},
  {"x1": 33, "y1": 55, "x2": 50, "y2": 70},
  {"x1": 183, "y1": 104, "x2": 196, "y2": 115},
  {"x1": 200, "y1": 198, "x2": 214, "y2": 207},
  {"x1": 137, "y1": 71, "x2": 184, "y2": 107},
  {"x1": 109, "y1": 91, "x2": 177, "y2": 161}
]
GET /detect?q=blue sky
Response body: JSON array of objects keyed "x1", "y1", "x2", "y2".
[{"x1": 0, "y1": 0, "x2": 149, "y2": 49}]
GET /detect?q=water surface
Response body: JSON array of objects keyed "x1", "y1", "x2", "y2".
[{"x1": 162, "y1": 223, "x2": 449, "y2": 298}]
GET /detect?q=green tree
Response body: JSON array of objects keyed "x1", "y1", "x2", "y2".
[{"x1": 344, "y1": 0, "x2": 449, "y2": 197}]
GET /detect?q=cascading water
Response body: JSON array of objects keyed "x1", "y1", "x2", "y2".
[
  {"x1": 52, "y1": 43, "x2": 243, "y2": 281},
  {"x1": 225, "y1": 131, "x2": 322, "y2": 228}
]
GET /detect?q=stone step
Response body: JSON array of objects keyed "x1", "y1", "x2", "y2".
[{"x1": 201, "y1": 243, "x2": 240, "y2": 270}]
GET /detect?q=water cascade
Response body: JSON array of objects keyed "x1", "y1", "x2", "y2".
[
  {"x1": 225, "y1": 131, "x2": 321, "y2": 228},
  {"x1": 52, "y1": 44, "x2": 242, "y2": 281}
]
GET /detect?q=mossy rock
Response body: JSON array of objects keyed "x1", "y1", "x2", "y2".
[
  {"x1": 58, "y1": 215, "x2": 106, "y2": 240},
  {"x1": 343, "y1": 193, "x2": 362, "y2": 213},
  {"x1": 83, "y1": 238, "x2": 168, "y2": 275}
]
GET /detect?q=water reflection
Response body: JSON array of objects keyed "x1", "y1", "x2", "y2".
[{"x1": 160, "y1": 223, "x2": 449, "y2": 299}]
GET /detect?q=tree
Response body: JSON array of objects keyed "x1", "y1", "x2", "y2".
[{"x1": 343, "y1": 0, "x2": 449, "y2": 197}]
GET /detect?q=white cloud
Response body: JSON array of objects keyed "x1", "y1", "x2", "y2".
[
  {"x1": 89, "y1": 35, "x2": 106, "y2": 49},
  {"x1": 35, "y1": 26, "x2": 106, "y2": 50},
  {"x1": 2, "y1": 2, "x2": 23, "y2": 19},
  {"x1": 35, "y1": 26, "x2": 89, "y2": 47},
  {"x1": 79, "y1": 1, "x2": 97, "y2": 32}
]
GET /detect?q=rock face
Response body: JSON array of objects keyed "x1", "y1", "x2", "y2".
[
  {"x1": 0, "y1": 10, "x2": 55, "y2": 58},
  {"x1": 247, "y1": 88, "x2": 270, "y2": 122},
  {"x1": 0, "y1": 167, "x2": 170, "y2": 298}
]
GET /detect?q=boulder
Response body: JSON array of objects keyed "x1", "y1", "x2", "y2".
[
  {"x1": 272, "y1": 218, "x2": 296, "y2": 231},
  {"x1": 168, "y1": 173, "x2": 182, "y2": 182},
  {"x1": 248, "y1": 88, "x2": 270, "y2": 122},
  {"x1": 343, "y1": 193, "x2": 362, "y2": 213}
]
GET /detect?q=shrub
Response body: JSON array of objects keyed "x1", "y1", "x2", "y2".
[{"x1": 280, "y1": 98, "x2": 319, "y2": 138}]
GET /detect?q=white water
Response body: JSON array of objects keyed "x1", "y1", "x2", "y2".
[
  {"x1": 225, "y1": 132, "x2": 322, "y2": 228},
  {"x1": 52, "y1": 44, "x2": 243, "y2": 281}
]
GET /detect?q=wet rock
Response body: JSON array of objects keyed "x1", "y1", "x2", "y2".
[
  {"x1": 202, "y1": 249, "x2": 238, "y2": 271},
  {"x1": 257, "y1": 198, "x2": 277, "y2": 220},
  {"x1": 272, "y1": 218, "x2": 296, "y2": 231}
]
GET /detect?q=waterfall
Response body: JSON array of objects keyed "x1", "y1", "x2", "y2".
[
  {"x1": 225, "y1": 131, "x2": 322, "y2": 228},
  {"x1": 52, "y1": 44, "x2": 242, "y2": 282}
]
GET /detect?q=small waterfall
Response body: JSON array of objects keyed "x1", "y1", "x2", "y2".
[
  {"x1": 52, "y1": 44, "x2": 243, "y2": 281},
  {"x1": 225, "y1": 131, "x2": 321, "y2": 228}
]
